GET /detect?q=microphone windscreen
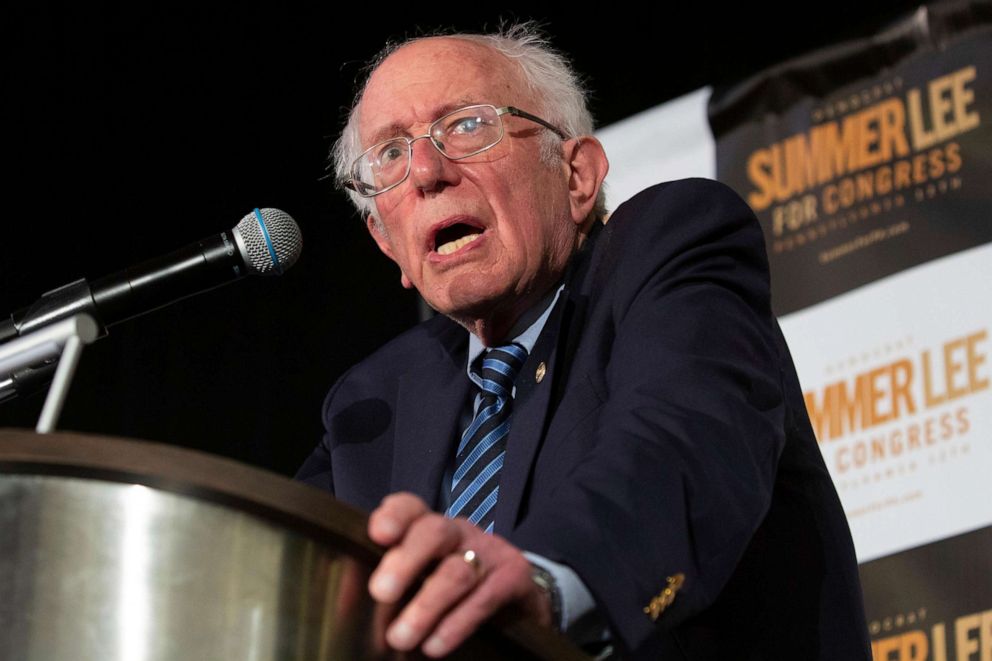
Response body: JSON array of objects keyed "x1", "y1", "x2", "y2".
[{"x1": 233, "y1": 208, "x2": 303, "y2": 275}]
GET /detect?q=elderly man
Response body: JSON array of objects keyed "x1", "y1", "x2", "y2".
[{"x1": 296, "y1": 26, "x2": 870, "y2": 660}]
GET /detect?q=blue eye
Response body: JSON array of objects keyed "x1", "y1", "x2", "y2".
[
  {"x1": 453, "y1": 116, "x2": 482, "y2": 134},
  {"x1": 446, "y1": 114, "x2": 494, "y2": 136}
]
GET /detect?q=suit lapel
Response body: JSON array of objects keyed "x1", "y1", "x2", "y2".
[
  {"x1": 390, "y1": 321, "x2": 470, "y2": 510},
  {"x1": 494, "y1": 293, "x2": 566, "y2": 533},
  {"x1": 494, "y1": 222, "x2": 602, "y2": 533}
]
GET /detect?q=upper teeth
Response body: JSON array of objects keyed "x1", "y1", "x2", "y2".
[{"x1": 437, "y1": 232, "x2": 481, "y2": 255}]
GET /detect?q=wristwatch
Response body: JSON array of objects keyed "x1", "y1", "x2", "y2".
[{"x1": 529, "y1": 562, "x2": 563, "y2": 631}]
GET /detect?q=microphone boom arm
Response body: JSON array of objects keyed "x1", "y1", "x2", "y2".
[{"x1": 0, "y1": 314, "x2": 99, "y2": 432}]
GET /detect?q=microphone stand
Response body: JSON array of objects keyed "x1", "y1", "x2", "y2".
[{"x1": 0, "y1": 314, "x2": 99, "y2": 432}]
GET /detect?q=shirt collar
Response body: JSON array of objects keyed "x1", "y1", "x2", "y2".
[{"x1": 466, "y1": 284, "x2": 565, "y2": 380}]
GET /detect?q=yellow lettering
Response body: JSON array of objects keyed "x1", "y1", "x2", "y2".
[
  {"x1": 966, "y1": 330, "x2": 989, "y2": 394},
  {"x1": 872, "y1": 631, "x2": 929, "y2": 661},
  {"x1": 946, "y1": 142, "x2": 962, "y2": 173},
  {"x1": 771, "y1": 195, "x2": 818, "y2": 236},
  {"x1": 805, "y1": 389, "x2": 828, "y2": 442},
  {"x1": 835, "y1": 446, "x2": 849, "y2": 472},
  {"x1": 933, "y1": 622, "x2": 948, "y2": 661},
  {"x1": 957, "y1": 613, "x2": 981, "y2": 660},
  {"x1": 747, "y1": 148, "x2": 775, "y2": 211},
  {"x1": 814, "y1": 118, "x2": 861, "y2": 180},
  {"x1": 859, "y1": 108, "x2": 881, "y2": 168},
  {"x1": 823, "y1": 184, "x2": 839, "y2": 214},
  {"x1": 785, "y1": 134, "x2": 815, "y2": 197},
  {"x1": 833, "y1": 374, "x2": 868, "y2": 439},
  {"x1": 877, "y1": 165, "x2": 893, "y2": 195},
  {"x1": 878, "y1": 97, "x2": 911, "y2": 160},
  {"x1": 895, "y1": 160, "x2": 912, "y2": 188},
  {"x1": 951, "y1": 66, "x2": 980, "y2": 134},
  {"x1": 944, "y1": 337, "x2": 969, "y2": 401},
  {"x1": 891, "y1": 359, "x2": 916, "y2": 417},
  {"x1": 868, "y1": 365, "x2": 889, "y2": 426},
  {"x1": 874, "y1": 633, "x2": 899, "y2": 660},
  {"x1": 980, "y1": 610, "x2": 992, "y2": 661},
  {"x1": 929, "y1": 72, "x2": 957, "y2": 143},
  {"x1": 923, "y1": 349, "x2": 947, "y2": 407},
  {"x1": 903, "y1": 631, "x2": 929, "y2": 661},
  {"x1": 908, "y1": 67, "x2": 981, "y2": 150}
]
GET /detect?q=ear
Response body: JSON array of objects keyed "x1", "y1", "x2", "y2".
[
  {"x1": 562, "y1": 136, "x2": 609, "y2": 226},
  {"x1": 366, "y1": 215, "x2": 414, "y2": 289}
]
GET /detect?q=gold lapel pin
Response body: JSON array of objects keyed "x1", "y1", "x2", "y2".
[{"x1": 535, "y1": 361, "x2": 547, "y2": 383}]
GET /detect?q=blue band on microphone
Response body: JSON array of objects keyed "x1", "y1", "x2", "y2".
[{"x1": 253, "y1": 208, "x2": 283, "y2": 275}]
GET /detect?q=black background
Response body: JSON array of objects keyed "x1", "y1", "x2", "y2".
[{"x1": 2, "y1": 1, "x2": 921, "y2": 476}]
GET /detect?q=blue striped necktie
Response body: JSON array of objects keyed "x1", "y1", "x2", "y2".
[{"x1": 446, "y1": 343, "x2": 528, "y2": 534}]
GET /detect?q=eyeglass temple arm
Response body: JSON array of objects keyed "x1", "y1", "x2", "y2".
[
  {"x1": 341, "y1": 179, "x2": 374, "y2": 194},
  {"x1": 501, "y1": 107, "x2": 569, "y2": 139}
]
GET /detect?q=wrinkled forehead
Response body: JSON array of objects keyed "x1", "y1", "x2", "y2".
[{"x1": 357, "y1": 37, "x2": 533, "y2": 146}]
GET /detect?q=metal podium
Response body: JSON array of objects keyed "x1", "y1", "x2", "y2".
[{"x1": 0, "y1": 430, "x2": 588, "y2": 660}]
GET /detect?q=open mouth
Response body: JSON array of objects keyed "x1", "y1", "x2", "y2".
[{"x1": 434, "y1": 222, "x2": 484, "y2": 255}]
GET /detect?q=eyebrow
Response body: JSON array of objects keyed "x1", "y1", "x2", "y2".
[{"x1": 365, "y1": 98, "x2": 483, "y2": 146}]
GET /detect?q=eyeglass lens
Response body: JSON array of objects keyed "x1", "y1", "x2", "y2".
[{"x1": 353, "y1": 105, "x2": 504, "y2": 194}]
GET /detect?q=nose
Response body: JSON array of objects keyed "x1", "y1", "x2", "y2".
[{"x1": 407, "y1": 135, "x2": 455, "y2": 194}]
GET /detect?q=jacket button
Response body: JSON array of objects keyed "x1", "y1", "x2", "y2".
[{"x1": 535, "y1": 362, "x2": 547, "y2": 383}]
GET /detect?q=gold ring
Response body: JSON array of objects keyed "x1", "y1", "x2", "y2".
[{"x1": 462, "y1": 549, "x2": 482, "y2": 577}]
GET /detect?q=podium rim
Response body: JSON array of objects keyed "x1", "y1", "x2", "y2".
[
  {"x1": 0, "y1": 427, "x2": 380, "y2": 563},
  {"x1": 0, "y1": 427, "x2": 591, "y2": 661}
]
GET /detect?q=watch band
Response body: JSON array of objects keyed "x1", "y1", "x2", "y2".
[{"x1": 530, "y1": 562, "x2": 564, "y2": 631}]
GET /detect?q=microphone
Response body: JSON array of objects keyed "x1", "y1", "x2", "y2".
[{"x1": 0, "y1": 208, "x2": 302, "y2": 343}]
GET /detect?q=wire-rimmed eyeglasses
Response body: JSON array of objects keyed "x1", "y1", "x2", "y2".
[{"x1": 343, "y1": 104, "x2": 568, "y2": 197}]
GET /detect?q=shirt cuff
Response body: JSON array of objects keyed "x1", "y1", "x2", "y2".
[{"x1": 522, "y1": 550, "x2": 608, "y2": 642}]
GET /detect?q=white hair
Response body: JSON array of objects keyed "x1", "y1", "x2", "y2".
[{"x1": 330, "y1": 23, "x2": 607, "y2": 226}]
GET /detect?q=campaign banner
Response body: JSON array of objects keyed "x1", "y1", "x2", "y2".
[
  {"x1": 780, "y1": 242, "x2": 992, "y2": 561},
  {"x1": 710, "y1": 2, "x2": 992, "y2": 316},
  {"x1": 708, "y1": 3, "x2": 992, "y2": 649},
  {"x1": 860, "y1": 525, "x2": 992, "y2": 661},
  {"x1": 712, "y1": 0, "x2": 992, "y2": 562}
]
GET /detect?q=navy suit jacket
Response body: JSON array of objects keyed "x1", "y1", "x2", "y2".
[{"x1": 297, "y1": 179, "x2": 871, "y2": 660}]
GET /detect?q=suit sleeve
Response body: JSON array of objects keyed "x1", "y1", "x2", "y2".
[
  {"x1": 294, "y1": 367, "x2": 358, "y2": 495},
  {"x1": 510, "y1": 179, "x2": 787, "y2": 658}
]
